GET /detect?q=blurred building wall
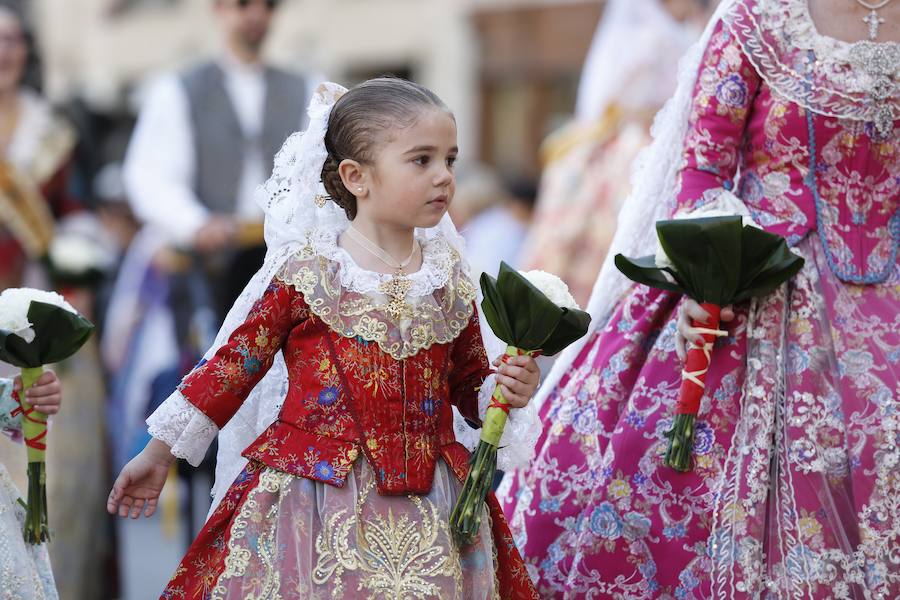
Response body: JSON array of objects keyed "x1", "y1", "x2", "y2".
[{"x1": 32, "y1": 0, "x2": 602, "y2": 177}]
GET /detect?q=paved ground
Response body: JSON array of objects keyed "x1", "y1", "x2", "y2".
[{"x1": 118, "y1": 474, "x2": 212, "y2": 600}]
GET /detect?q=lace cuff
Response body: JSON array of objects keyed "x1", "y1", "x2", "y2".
[
  {"x1": 452, "y1": 373, "x2": 542, "y2": 472},
  {"x1": 146, "y1": 391, "x2": 219, "y2": 466},
  {"x1": 675, "y1": 188, "x2": 752, "y2": 219}
]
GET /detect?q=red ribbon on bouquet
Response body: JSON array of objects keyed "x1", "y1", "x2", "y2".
[{"x1": 676, "y1": 302, "x2": 724, "y2": 415}]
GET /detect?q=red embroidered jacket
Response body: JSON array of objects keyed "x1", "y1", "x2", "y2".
[{"x1": 177, "y1": 276, "x2": 491, "y2": 496}]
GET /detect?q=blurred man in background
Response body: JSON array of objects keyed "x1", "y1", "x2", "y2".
[
  {"x1": 124, "y1": 0, "x2": 315, "y2": 323},
  {"x1": 122, "y1": 0, "x2": 318, "y2": 541}
]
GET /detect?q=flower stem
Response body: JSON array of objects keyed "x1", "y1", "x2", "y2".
[
  {"x1": 19, "y1": 366, "x2": 50, "y2": 544},
  {"x1": 664, "y1": 413, "x2": 695, "y2": 472}
]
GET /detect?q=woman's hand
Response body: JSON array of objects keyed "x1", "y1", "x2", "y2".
[
  {"x1": 675, "y1": 299, "x2": 735, "y2": 361},
  {"x1": 493, "y1": 354, "x2": 541, "y2": 408},
  {"x1": 14, "y1": 371, "x2": 61, "y2": 415},
  {"x1": 107, "y1": 439, "x2": 175, "y2": 519}
]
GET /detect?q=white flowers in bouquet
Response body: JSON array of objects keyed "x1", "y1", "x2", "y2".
[
  {"x1": 0, "y1": 288, "x2": 77, "y2": 344},
  {"x1": 519, "y1": 269, "x2": 580, "y2": 311}
]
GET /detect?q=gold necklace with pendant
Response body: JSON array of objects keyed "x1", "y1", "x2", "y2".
[{"x1": 346, "y1": 226, "x2": 419, "y2": 321}]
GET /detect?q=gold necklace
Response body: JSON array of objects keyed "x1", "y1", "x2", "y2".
[
  {"x1": 345, "y1": 225, "x2": 419, "y2": 321},
  {"x1": 856, "y1": 0, "x2": 893, "y2": 40},
  {"x1": 345, "y1": 225, "x2": 418, "y2": 276}
]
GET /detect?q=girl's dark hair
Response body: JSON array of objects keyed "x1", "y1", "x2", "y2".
[
  {"x1": 0, "y1": 2, "x2": 41, "y2": 92},
  {"x1": 320, "y1": 77, "x2": 449, "y2": 220}
]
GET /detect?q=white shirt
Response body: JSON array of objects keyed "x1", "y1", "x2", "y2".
[{"x1": 123, "y1": 53, "x2": 318, "y2": 246}]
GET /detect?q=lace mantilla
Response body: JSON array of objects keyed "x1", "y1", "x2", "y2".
[
  {"x1": 280, "y1": 227, "x2": 477, "y2": 361},
  {"x1": 727, "y1": 0, "x2": 900, "y2": 135}
]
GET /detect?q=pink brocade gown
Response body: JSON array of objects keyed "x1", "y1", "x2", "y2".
[{"x1": 498, "y1": 2, "x2": 900, "y2": 598}]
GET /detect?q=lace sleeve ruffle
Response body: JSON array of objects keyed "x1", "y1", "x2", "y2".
[
  {"x1": 146, "y1": 391, "x2": 218, "y2": 466},
  {"x1": 452, "y1": 373, "x2": 542, "y2": 472}
]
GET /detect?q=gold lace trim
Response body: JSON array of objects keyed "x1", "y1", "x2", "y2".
[
  {"x1": 281, "y1": 237, "x2": 477, "y2": 361},
  {"x1": 313, "y1": 475, "x2": 462, "y2": 599}
]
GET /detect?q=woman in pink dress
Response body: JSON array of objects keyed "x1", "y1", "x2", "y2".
[{"x1": 498, "y1": 0, "x2": 899, "y2": 597}]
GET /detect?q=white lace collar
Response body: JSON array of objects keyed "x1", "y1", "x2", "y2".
[
  {"x1": 304, "y1": 225, "x2": 463, "y2": 299},
  {"x1": 279, "y1": 226, "x2": 477, "y2": 360},
  {"x1": 728, "y1": 0, "x2": 899, "y2": 135}
]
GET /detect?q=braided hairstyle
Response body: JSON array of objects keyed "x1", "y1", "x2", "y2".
[{"x1": 320, "y1": 77, "x2": 450, "y2": 220}]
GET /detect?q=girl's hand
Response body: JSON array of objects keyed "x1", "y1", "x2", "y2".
[
  {"x1": 675, "y1": 299, "x2": 735, "y2": 361},
  {"x1": 14, "y1": 371, "x2": 61, "y2": 415},
  {"x1": 107, "y1": 439, "x2": 174, "y2": 519},
  {"x1": 493, "y1": 354, "x2": 541, "y2": 409}
]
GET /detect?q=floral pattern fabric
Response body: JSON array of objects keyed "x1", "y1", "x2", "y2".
[
  {"x1": 677, "y1": 5, "x2": 899, "y2": 284},
  {"x1": 498, "y1": 3, "x2": 899, "y2": 598}
]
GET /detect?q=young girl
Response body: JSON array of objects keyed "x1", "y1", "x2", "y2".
[
  {"x1": 107, "y1": 79, "x2": 542, "y2": 599},
  {"x1": 1, "y1": 371, "x2": 63, "y2": 600}
]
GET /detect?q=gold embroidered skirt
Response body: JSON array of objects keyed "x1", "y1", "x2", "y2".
[{"x1": 165, "y1": 459, "x2": 500, "y2": 599}]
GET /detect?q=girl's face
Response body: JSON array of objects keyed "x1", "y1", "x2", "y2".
[
  {"x1": 357, "y1": 108, "x2": 458, "y2": 230},
  {"x1": 0, "y1": 10, "x2": 26, "y2": 93}
]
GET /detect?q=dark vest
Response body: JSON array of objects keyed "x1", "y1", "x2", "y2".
[{"x1": 180, "y1": 62, "x2": 307, "y2": 213}]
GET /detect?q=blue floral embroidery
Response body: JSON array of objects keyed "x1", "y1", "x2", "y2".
[
  {"x1": 243, "y1": 356, "x2": 262, "y2": 375},
  {"x1": 622, "y1": 512, "x2": 652, "y2": 541},
  {"x1": 539, "y1": 497, "x2": 561, "y2": 513},
  {"x1": 715, "y1": 73, "x2": 749, "y2": 107},
  {"x1": 318, "y1": 386, "x2": 340, "y2": 406},
  {"x1": 421, "y1": 397, "x2": 437, "y2": 416},
  {"x1": 589, "y1": 503, "x2": 623, "y2": 540},
  {"x1": 625, "y1": 411, "x2": 646, "y2": 429},
  {"x1": 738, "y1": 171, "x2": 764, "y2": 203},
  {"x1": 664, "y1": 523, "x2": 688, "y2": 540},
  {"x1": 314, "y1": 461, "x2": 335, "y2": 480},
  {"x1": 692, "y1": 421, "x2": 715, "y2": 455},
  {"x1": 838, "y1": 349, "x2": 874, "y2": 378}
]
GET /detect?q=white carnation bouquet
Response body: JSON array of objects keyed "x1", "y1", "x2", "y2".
[
  {"x1": 450, "y1": 262, "x2": 591, "y2": 545},
  {"x1": 0, "y1": 288, "x2": 94, "y2": 543}
]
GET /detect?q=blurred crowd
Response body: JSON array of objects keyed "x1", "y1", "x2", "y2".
[{"x1": 0, "y1": 0, "x2": 712, "y2": 597}]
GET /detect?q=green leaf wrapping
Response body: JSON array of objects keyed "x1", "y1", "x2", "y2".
[
  {"x1": 496, "y1": 262, "x2": 564, "y2": 349},
  {"x1": 655, "y1": 216, "x2": 742, "y2": 305},
  {"x1": 613, "y1": 254, "x2": 685, "y2": 294},
  {"x1": 0, "y1": 301, "x2": 95, "y2": 368},
  {"x1": 478, "y1": 272, "x2": 514, "y2": 343},
  {"x1": 734, "y1": 225, "x2": 805, "y2": 302},
  {"x1": 614, "y1": 216, "x2": 804, "y2": 306},
  {"x1": 480, "y1": 262, "x2": 591, "y2": 353},
  {"x1": 540, "y1": 308, "x2": 594, "y2": 356}
]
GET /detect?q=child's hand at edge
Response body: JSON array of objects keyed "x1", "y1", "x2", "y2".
[
  {"x1": 492, "y1": 354, "x2": 540, "y2": 408},
  {"x1": 13, "y1": 371, "x2": 61, "y2": 415},
  {"x1": 107, "y1": 438, "x2": 175, "y2": 519}
]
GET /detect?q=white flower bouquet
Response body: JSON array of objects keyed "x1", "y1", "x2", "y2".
[
  {"x1": 0, "y1": 288, "x2": 94, "y2": 543},
  {"x1": 449, "y1": 263, "x2": 591, "y2": 545}
]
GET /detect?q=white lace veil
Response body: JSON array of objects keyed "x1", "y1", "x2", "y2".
[
  {"x1": 575, "y1": 0, "x2": 701, "y2": 121},
  {"x1": 206, "y1": 82, "x2": 479, "y2": 510},
  {"x1": 533, "y1": 0, "x2": 738, "y2": 406}
]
